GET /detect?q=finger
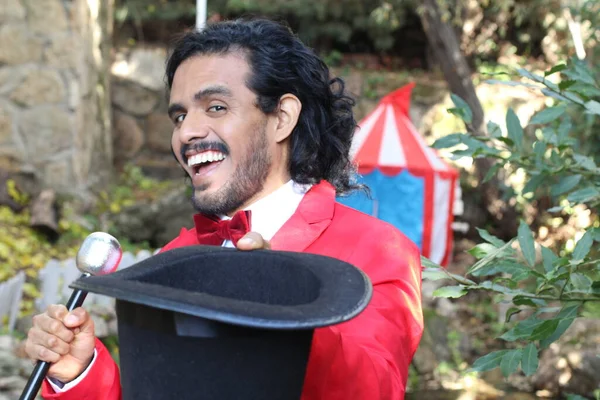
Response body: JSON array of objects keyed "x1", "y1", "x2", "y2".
[
  {"x1": 46, "y1": 304, "x2": 68, "y2": 320},
  {"x1": 25, "y1": 343, "x2": 61, "y2": 363},
  {"x1": 33, "y1": 314, "x2": 74, "y2": 343},
  {"x1": 63, "y1": 307, "x2": 90, "y2": 329},
  {"x1": 236, "y1": 232, "x2": 270, "y2": 250},
  {"x1": 70, "y1": 307, "x2": 95, "y2": 335},
  {"x1": 28, "y1": 329, "x2": 71, "y2": 356}
]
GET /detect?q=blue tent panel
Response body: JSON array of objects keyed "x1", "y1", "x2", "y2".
[{"x1": 336, "y1": 169, "x2": 425, "y2": 250}]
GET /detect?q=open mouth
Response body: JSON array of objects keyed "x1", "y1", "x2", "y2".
[{"x1": 187, "y1": 151, "x2": 227, "y2": 176}]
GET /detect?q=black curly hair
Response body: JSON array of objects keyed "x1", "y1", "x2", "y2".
[{"x1": 165, "y1": 18, "x2": 363, "y2": 195}]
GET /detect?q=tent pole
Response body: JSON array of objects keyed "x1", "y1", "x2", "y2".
[{"x1": 196, "y1": 0, "x2": 207, "y2": 31}]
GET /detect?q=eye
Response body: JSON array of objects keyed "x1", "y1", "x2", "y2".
[
  {"x1": 174, "y1": 114, "x2": 186, "y2": 124},
  {"x1": 208, "y1": 105, "x2": 226, "y2": 113}
]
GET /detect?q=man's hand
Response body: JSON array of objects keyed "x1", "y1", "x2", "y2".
[
  {"x1": 24, "y1": 305, "x2": 96, "y2": 383},
  {"x1": 236, "y1": 232, "x2": 271, "y2": 250}
]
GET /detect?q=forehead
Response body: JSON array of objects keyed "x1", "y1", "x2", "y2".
[{"x1": 170, "y1": 52, "x2": 251, "y2": 100}]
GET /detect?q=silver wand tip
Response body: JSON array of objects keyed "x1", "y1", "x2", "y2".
[{"x1": 76, "y1": 232, "x2": 122, "y2": 276}]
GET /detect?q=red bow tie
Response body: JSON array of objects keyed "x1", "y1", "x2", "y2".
[{"x1": 193, "y1": 210, "x2": 252, "y2": 246}]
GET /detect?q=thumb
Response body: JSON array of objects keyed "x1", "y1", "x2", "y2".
[
  {"x1": 63, "y1": 307, "x2": 92, "y2": 333},
  {"x1": 236, "y1": 232, "x2": 270, "y2": 250}
]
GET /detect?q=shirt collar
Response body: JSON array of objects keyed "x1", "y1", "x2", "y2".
[{"x1": 222, "y1": 180, "x2": 312, "y2": 241}]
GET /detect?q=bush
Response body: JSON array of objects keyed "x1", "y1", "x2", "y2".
[
  {"x1": 0, "y1": 165, "x2": 173, "y2": 316},
  {"x1": 426, "y1": 57, "x2": 600, "y2": 377}
]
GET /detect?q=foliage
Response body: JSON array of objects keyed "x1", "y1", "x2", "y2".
[
  {"x1": 425, "y1": 56, "x2": 600, "y2": 378},
  {"x1": 0, "y1": 166, "x2": 174, "y2": 316},
  {"x1": 114, "y1": 0, "x2": 599, "y2": 71},
  {"x1": 115, "y1": 0, "x2": 415, "y2": 52},
  {"x1": 92, "y1": 164, "x2": 177, "y2": 241},
  {"x1": 0, "y1": 187, "x2": 92, "y2": 314}
]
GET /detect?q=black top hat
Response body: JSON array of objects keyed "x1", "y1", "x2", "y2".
[{"x1": 71, "y1": 245, "x2": 372, "y2": 400}]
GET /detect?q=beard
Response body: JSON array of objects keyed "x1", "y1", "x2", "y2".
[{"x1": 190, "y1": 121, "x2": 272, "y2": 216}]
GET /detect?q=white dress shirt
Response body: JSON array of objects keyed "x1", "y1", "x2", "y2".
[{"x1": 49, "y1": 180, "x2": 311, "y2": 393}]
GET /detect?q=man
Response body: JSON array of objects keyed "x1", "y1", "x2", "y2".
[{"x1": 25, "y1": 18, "x2": 423, "y2": 400}]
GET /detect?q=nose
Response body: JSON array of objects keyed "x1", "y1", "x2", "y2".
[{"x1": 178, "y1": 111, "x2": 210, "y2": 144}]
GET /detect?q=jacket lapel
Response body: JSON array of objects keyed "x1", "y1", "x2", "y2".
[{"x1": 270, "y1": 181, "x2": 336, "y2": 252}]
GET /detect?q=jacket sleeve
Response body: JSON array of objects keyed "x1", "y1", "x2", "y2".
[
  {"x1": 41, "y1": 338, "x2": 122, "y2": 400},
  {"x1": 300, "y1": 227, "x2": 424, "y2": 400}
]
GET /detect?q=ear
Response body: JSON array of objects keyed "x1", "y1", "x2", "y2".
[{"x1": 274, "y1": 94, "x2": 302, "y2": 143}]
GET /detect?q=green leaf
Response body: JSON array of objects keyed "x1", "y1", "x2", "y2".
[
  {"x1": 500, "y1": 349, "x2": 522, "y2": 377},
  {"x1": 584, "y1": 100, "x2": 600, "y2": 116},
  {"x1": 521, "y1": 343, "x2": 539, "y2": 376},
  {"x1": 487, "y1": 121, "x2": 502, "y2": 138},
  {"x1": 517, "y1": 68, "x2": 545, "y2": 83},
  {"x1": 468, "y1": 243, "x2": 498, "y2": 259},
  {"x1": 449, "y1": 94, "x2": 473, "y2": 123},
  {"x1": 518, "y1": 220, "x2": 536, "y2": 267},
  {"x1": 421, "y1": 260, "x2": 476, "y2": 286},
  {"x1": 569, "y1": 61, "x2": 597, "y2": 85},
  {"x1": 471, "y1": 350, "x2": 508, "y2": 372},
  {"x1": 540, "y1": 318, "x2": 575, "y2": 348},
  {"x1": 522, "y1": 174, "x2": 546, "y2": 195},
  {"x1": 569, "y1": 82, "x2": 600, "y2": 98},
  {"x1": 570, "y1": 273, "x2": 592, "y2": 292},
  {"x1": 483, "y1": 163, "x2": 501, "y2": 183},
  {"x1": 468, "y1": 239, "x2": 516, "y2": 276},
  {"x1": 505, "y1": 306, "x2": 522, "y2": 323},
  {"x1": 506, "y1": 108, "x2": 524, "y2": 150},
  {"x1": 542, "y1": 88, "x2": 572, "y2": 103},
  {"x1": 470, "y1": 261, "x2": 518, "y2": 277},
  {"x1": 421, "y1": 256, "x2": 442, "y2": 269},
  {"x1": 529, "y1": 319, "x2": 560, "y2": 341},
  {"x1": 529, "y1": 105, "x2": 566, "y2": 125},
  {"x1": 477, "y1": 228, "x2": 505, "y2": 247},
  {"x1": 512, "y1": 295, "x2": 538, "y2": 307},
  {"x1": 500, "y1": 318, "x2": 547, "y2": 341},
  {"x1": 567, "y1": 187, "x2": 600, "y2": 203},
  {"x1": 573, "y1": 154, "x2": 597, "y2": 171},
  {"x1": 533, "y1": 141, "x2": 546, "y2": 161},
  {"x1": 551, "y1": 175, "x2": 582, "y2": 197},
  {"x1": 541, "y1": 246, "x2": 558, "y2": 273},
  {"x1": 565, "y1": 394, "x2": 589, "y2": 400},
  {"x1": 422, "y1": 267, "x2": 448, "y2": 281},
  {"x1": 557, "y1": 116, "x2": 572, "y2": 144},
  {"x1": 431, "y1": 133, "x2": 471, "y2": 149},
  {"x1": 558, "y1": 79, "x2": 576, "y2": 91},
  {"x1": 557, "y1": 304, "x2": 580, "y2": 320},
  {"x1": 433, "y1": 285, "x2": 468, "y2": 298},
  {"x1": 544, "y1": 63, "x2": 566, "y2": 77},
  {"x1": 573, "y1": 230, "x2": 594, "y2": 261}
]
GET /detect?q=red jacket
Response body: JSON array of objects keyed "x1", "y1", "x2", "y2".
[{"x1": 42, "y1": 181, "x2": 423, "y2": 400}]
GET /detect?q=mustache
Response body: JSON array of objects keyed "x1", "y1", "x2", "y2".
[{"x1": 181, "y1": 141, "x2": 230, "y2": 162}]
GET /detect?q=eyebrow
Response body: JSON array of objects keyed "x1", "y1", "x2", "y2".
[
  {"x1": 194, "y1": 85, "x2": 233, "y2": 101},
  {"x1": 167, "y1": 85, "x2": 233, "y2": 120}
]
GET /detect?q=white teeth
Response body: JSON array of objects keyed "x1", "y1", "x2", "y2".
[{"x1": 187, "y1": 151, "x2": 226, "y2": 167}]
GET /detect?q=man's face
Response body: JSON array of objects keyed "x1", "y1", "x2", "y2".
[{"x1": 169, "y1": 52, "x2": 277, "y2": 216}]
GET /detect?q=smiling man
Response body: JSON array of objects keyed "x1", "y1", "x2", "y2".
[{"x1": 26, "y1": 18, "x2": 424, "y2": 400}]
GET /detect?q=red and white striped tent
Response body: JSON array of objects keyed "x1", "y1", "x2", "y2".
[{"x1": 338, "y1": 83, "x2": 459, "y2": 266}]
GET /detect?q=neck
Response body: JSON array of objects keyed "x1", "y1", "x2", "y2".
[{"x1": 225, "y1": 174, "x2": 292, "y2": 217}]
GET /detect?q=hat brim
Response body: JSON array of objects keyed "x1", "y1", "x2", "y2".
[{"x1": 70, "y1": 245, "x2": 372, "y2": 330}]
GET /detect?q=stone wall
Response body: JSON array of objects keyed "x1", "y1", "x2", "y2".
[
  {"x1": 0, "y1": 0, "x2": 114, "y2": 198},
  {"x1": 110, "y1": 46, "x2": 182, "y2": 180}
]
